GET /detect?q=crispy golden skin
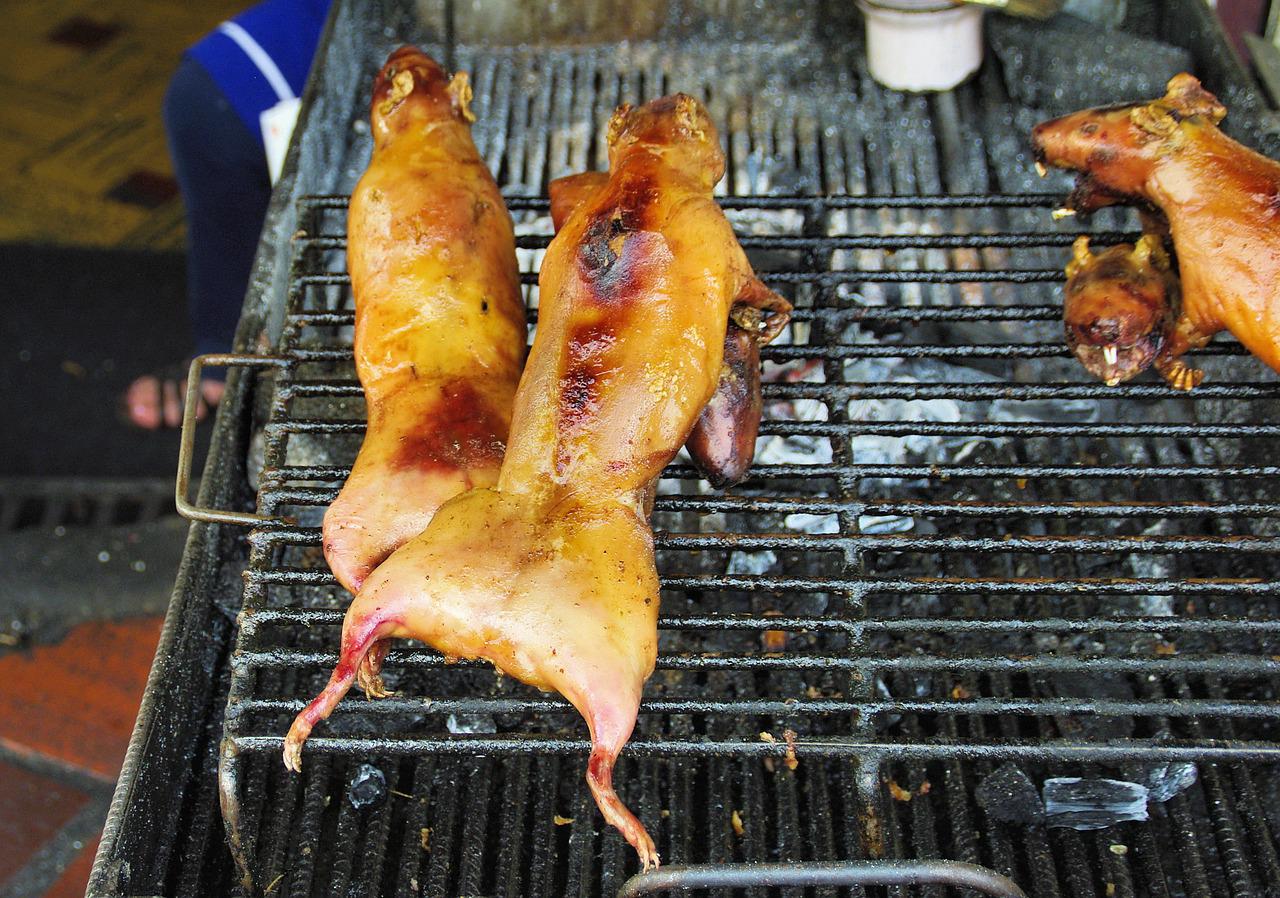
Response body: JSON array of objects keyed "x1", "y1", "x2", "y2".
[
  {"x1": 321, "y1": 48, "x2": 526, "y2": 594},
  {"x1": 1032, "y1": 73, "x2": 1280, "y2": 389},
  {"x1": 285, "y1": 94, "x2": 773, "y2": 867},
  {"x1": 549, "y1": 171, "x2": 791, "y2": 489},
  {"x1": 1063, "y1": 234, "x2": 1179, "y2": 386}
]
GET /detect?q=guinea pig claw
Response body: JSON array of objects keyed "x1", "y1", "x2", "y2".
[{"x1": 1159, "y1": 360, "x2": 1204, "y2": 391}]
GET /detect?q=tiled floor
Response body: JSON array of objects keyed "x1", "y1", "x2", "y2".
[
  {"x1": 1, "y1": 5, "x2": 237, "y2": 895},
  {"x1": 0, "y1": 617, "x2": 163, "y2": 898},
  {"x1": 0, "y1": 1, "x2": 242, "y2": 250}
]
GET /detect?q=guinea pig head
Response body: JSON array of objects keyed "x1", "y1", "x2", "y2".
[
  {"x1": 606, "y1": 94, "x2": 725, "y2": 187},
  {"x1": 1063, "y1": 235, "x2": 1178, "y2": 386},
  {"x1": 1031, "y1": 74, "x2": 1226, "y2": 206},
  {"x1": 370, "y1": 47, "x2": 474, "y2": 147}
]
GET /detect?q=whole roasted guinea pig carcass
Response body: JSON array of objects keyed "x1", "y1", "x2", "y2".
[
  {"x1": 286, "y1": 93, "x2": 783, "y2": 867},
  {"x1": 321, "y1": 47, "x2": 526, "y2": 595},
  {"x1": 1033, "y1": 73, "x2": 1280, "y2": 389}
]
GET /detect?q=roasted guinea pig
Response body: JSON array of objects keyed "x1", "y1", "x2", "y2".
[
  {"x1": 1032, "y1": 73, "x2": 1280, "y2": 389},
  {"x1": 285, "y1": 93, "x2": 778, "y2": 867},
  {"x1": 1063, "y1": 234, "x2": 1180, "y2": 386},
  {"x1": 548, "y1": 172, "x2": 791, "y2": 488},
  {"x1": 321, "y1": 47, "x2": 526, "y2": 594}
]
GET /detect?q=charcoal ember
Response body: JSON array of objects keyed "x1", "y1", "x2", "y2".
[
  {"x1": 347, "y1": 763, "x2": 387, "y2": 809},
  {"x1": 1043, "y1": 777, "x2": 1148, "y2": 830},
  {"x1": 976, "y1": 763, "x2": 1045, "y2": 825},
  {"x1": 988, "y1": 17, "x2": 1192, "y2": 117}
]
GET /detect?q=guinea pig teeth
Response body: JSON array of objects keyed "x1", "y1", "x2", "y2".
[
  {"x1": 1051, "y1": 207, "x2": 1077, "y2": 220},
  {"x1": 1103, "y1": 345, "x2": 1119, "y2": 366},
  {"x1": 1035, "y1": 161, "x2": 1047, "y2": 178}
]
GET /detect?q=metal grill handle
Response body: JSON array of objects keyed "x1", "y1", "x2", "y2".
[
  {"x1": 616, "y1": 860, "x2": 1028, "y2": 898},
  {"x1": 176, "y1": 353, "x2": 292, "y2": 526}
]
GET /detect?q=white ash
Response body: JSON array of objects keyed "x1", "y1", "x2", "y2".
[
  {"x1": 1123, "y1": 519, "x2": 1178, "y2": 617},
  {"x1": 858, "y1": 514, "x2": 915, "y2": 535},
  {"x1": 513, "y1": 212, "x2": 553, "y2": 313},
  {"x1": 727, "y1": 550, "x2": 778, "y2": 576},
  {"x1": 446, "y1": 712, "x2": 498, "y2": 734},
  {"x1": 784, "y1": 513, "x2": 838, "y2": 534},
  {"x1": 1043, "y1": 777, "x2": 1149, "y2": 830},
  {"x1": 1141, "y1": 762, "x2": 1197, "y2": 802},
  {"x1": 758, "y1": 357, "x2": 833, "y2": 468}
]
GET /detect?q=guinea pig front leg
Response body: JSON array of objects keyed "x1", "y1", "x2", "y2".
[{"x1": 1154, "y1": 316, "x2": 1212, "y2": 390}]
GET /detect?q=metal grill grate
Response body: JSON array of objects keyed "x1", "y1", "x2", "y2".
[{"x1": 218, "y1": 182, "x2": 1280, "y2": 896}]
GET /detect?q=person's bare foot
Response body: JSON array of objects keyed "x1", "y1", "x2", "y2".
[{"x1": 123, "y1": 371, "x2": 226, "y2": 429}]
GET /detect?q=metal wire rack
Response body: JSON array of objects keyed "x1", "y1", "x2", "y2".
[{"x1": 217, "y1": 189, "x2": 1280, "y2": 897}]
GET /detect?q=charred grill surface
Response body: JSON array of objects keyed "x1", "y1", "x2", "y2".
[{"x1": 96, "y1": 4, "x2": 1280, "y2": 896}]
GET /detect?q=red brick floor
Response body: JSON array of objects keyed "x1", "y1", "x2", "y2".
[
  {"x1": 42, "y1": 836, "x2": 100, "y2": 898},
  {"x1": 0, "y1": 761, "x2": 92, "y2": 882},
  {"x1": 0, "y1": 616, "x2": 162, "y2": 898}
]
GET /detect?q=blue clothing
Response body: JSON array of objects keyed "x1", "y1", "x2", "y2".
[
  {"x1": 164, "y1": 58, "x2": 271, "y2": 367},
  {"x1": 164, "y1": 0, "x2": 330, "y2": 365},
  {"x1": 186, "y1": 0, "x2": 331, "y2": 144}
]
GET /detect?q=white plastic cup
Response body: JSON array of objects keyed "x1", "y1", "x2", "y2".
[{"x1": 856, "y1": 0, "x2": 985, "y2": 92}]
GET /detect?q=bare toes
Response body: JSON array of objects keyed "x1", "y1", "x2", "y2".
[{"x1": 125, "y1": 376, "x2": 162, "y2": 429}]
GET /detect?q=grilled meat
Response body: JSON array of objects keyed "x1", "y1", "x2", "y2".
[
  {"x1": 1063, "y1": 234, "x2": 1178, "y2": 386},
  {"x1": 684, "y1": 291, "x2": 790, "y2": 487},
  {"x1": 1032, "y1": 73, "x2": 1280, "y2": 389},
  {"x1": 321, "y1": 47, "x2": 526, "y2": 593},
  {"x1": 549, "y1": 170, "x2": 791, "y2": 489},
  {"x1": 285, "y1": 93, "x2": 774, "y2": 867}
]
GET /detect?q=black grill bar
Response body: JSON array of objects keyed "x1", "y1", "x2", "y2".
[
  {"x1": 296, "y1": 230, "x2": 1138, "y2": 251},
  {"x1": 243, "y1": 522, "x2": 1280, "y2": 555},
  {"x1": 240, "y1": 606, "x2": 1280, "y2": 634},
  {"x1": 296, "y1": 192, "x2": 1073, "y2": 212},
  {"x1": 258, "y1": 487, "x2": 1280, "y2": 519},
  {"x1": 234, "y1": 648, "x2": 1280, "y2": 677},
  {"x1": 260, "y1": 460, "x2": 1280, "y2": 480},
  {"x1": 229, "y1": 696, "x2": 1279, "y2": 721},
  {"x1": 228, "y1": 735, "x2": 1280, "y2": 764},
  {"x1": 279, "y1": 337, "x2": 1255, "y2": 360}
]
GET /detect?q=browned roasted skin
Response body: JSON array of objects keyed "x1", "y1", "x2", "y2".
[
  {"x1": 1063, "y1": 234, "x2": 1179, "y2": 385},
  {"x1": 321, "y1": 47, "x2": 526, "y2": 594},
  {"x1": 285, "y1": 94, "x2": 768, "y2": 867},
  {"x1": 685, "y1": 324, "x2": 760, "y2": 486},
  {"x1": 1032, "y1": 73, "x2": 1280, "y2": 389},
  {"x1": 550, "y1": 171, "x2": 791, "y2": 488}
]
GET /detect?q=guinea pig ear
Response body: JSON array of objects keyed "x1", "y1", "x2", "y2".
[
  {"x1": 1066, "y1": 235, "x2": 1093, "y2": 279},
  {"x1": 607, "y1": 103, "x2": 635, "y2": 147},
  {"x1": 1132, "y1": 233, "x2": 1170, "y2": 271},
  {"x1": 1162, "y1": 73, "x2": 1226, "y2": 124},
  {"x1": 446, "y1": 72, "x2": 476, "y2": 123},
  {"x1": 1130, "y1": 102, "x2": 1179, "y2": 140},
  {"x1": 673, "y1": 94, "x2": 706, "y2": 136}
]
